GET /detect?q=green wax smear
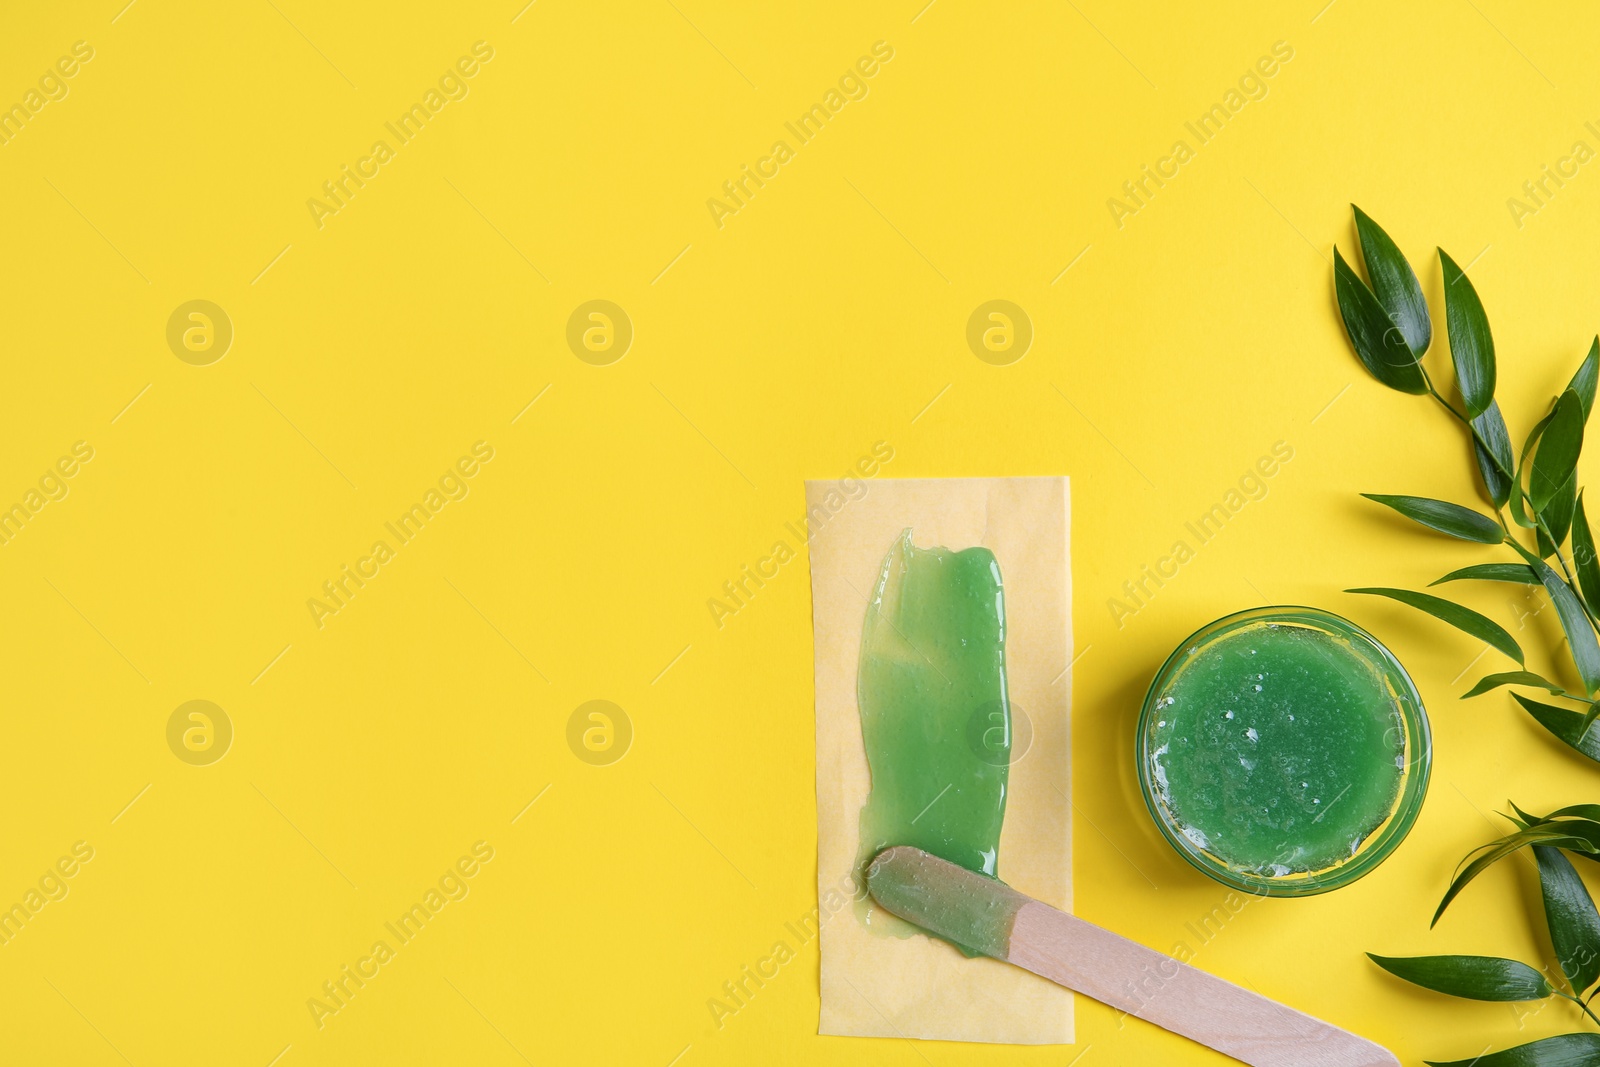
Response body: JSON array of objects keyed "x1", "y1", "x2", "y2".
[
  {"x1": 855, "y1": 530, "x2": 1011, "y2": 889},
  {"x1": 1146, "y1": 620, "x2": 1407, "y2": 875}
]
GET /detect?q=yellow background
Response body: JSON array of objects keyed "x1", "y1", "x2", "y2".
[{"x1": 1, "y1": 0, "x2": 1597, "y2": 1063}]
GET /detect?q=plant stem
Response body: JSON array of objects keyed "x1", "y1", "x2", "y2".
[
  {"x1": 1533, "y1": 514, "x2": 1600, "y2": 629},
  {"x1": 1422, "y1": 370, "x2": 1516, "y2": 483},
  {"x1": 1557, "y1": 990, "x2": 1600, "y2": 1027},
  {"x1": 1545, "y1": 526, "x2": 1584, "y2": 591}
]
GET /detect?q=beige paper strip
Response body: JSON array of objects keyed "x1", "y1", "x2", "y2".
[{"x1": 807, "y1": 476, "x2": 1074, "y2": 1044}]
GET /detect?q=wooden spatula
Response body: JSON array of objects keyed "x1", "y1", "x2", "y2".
[{"x1": 867, "y1": 846, "x2": 1399, "y2": 1067}]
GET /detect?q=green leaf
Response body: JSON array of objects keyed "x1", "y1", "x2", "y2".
[
  {"x1": 1548, "y1": 573, "x2": 1600, "y2": 695},
  {"x1": 1510, "y1": 800, "x2": 1543, "y2": 828},
  {"x1": 1346, "y1": 587, "x2": 1523, "y2": 665},
  {"x1": 1440, "y1": 247, "x2": 1497, "y2": 418},
  {"x1": 1503, "y1": 807, "x2": 1600, "y2": 849},
  {"x1": 1431, "y1": 563, "x2": 1540, "y2": 586},
  {"x1": 1515, "y1": 810, "x2": 1600, "y2": 859},
  {"x1": 1547, "y1": 475, "x2": 1579, "y2": 549},
  {"x1": 1538, "y1": 818, "x2": 1600, "y2": 859},
  {"x1": 1333, "y1": 247, "x2": 1427, "y2": 395},
  {"x1": 1512, "y1": 408, "x2": 1558, "y2": 530},
  {"x1": 1427, "y1": 1034, "x2": 1600, "y2": 1067},
  {"x1": 1570, "y1": 337, "x2": 1599, "y2": 421},
  {"x1": 1544, "y1": 805, "x2": 1600, "y2": 824},
  {"x1": 1361, "y1": 494, "x2": 1505, "y2": 544},
  {"x1": 1534, "y1": 845, "x2": 1600, "y2": 993},
  {"x1": 1511, "y1": 479, "x2": 1535, "y2": 529},
  {"x1": 1436, "y1": 826, "x2": 1600, "y2": 925},
  {"x1": 1352, "y1": 207, "x2": 1431, "y2": 357},
  {"x1": 1533, "y1": 390, "x2": 1585, "y2": 512},
  {"x1": 1462, "y1": 671, "x2": 1565, "y2": 698},
  {"x1": 1508, "y1": 541, "x2": 1600, "y2": 695},
  {"x1": 1515, "y1": 693, "x2": 1600, "y2": 764},
  {"x1": 1573, "y1": 493, "x2": 1600, "y2": 610},
  {"x1": 1367, "y1": 952, "x2": 1550, "y2": 1001},
  {"x1": 1473, "y1": 400, "x2": 1516, "y2": 508}
]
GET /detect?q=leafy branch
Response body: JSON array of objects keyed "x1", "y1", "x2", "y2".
[
  {"x1": 1334, "y1": 205, "x2": 1600, "y2": 1066},
  {"x1": 1371, "y1": 807, "x2": 1600, "y2": 1066},
  {"x1": 1334, "y1": 205, "x2": 1600, "y2": 753}
]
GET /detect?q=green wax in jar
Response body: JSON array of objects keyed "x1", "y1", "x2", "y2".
[
  {"x1": 855, "y1": 529, "x2": 1011, "y2": 883},
  {"x1": 1145, "y1": 619, "x2": 1406, "y2": 876}
]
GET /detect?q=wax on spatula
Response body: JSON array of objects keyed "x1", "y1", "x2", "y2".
[{"x1": 867, "y1": 847, "x2": 1398, "y2": 1067}]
